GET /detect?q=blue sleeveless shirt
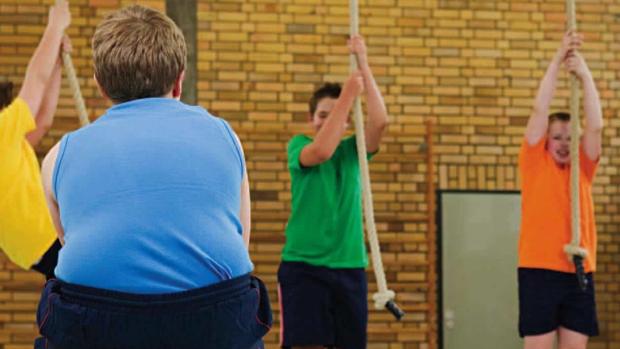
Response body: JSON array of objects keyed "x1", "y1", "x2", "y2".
[{"x1": 53, "y1": 98, "x2": 253, "y2": 293}]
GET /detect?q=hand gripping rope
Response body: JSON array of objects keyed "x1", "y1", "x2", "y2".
[
  {"x1": 57, "y1": 0, "x2": 90, "y2": 127},
  {"x1": 349, "y1": 0, "x2": 404, "y2": 320},
  {"x1": 563, "y1": 0, "x2": 588, "y2": 292}
]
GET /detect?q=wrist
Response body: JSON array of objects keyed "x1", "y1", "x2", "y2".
[
  {"x1": 45, "y1": 24, "x2": 64, "y2": 39},
  {"x1": 47, "y1": 16, "x2": 68, "y2": 32},
  {"x1": 579, "y1": 72, "x2": 594, "y2": 84},
  {"x1": 339, "y1": 87, "x2": 358, "y2": 103},
  {"x1": 553, "y1": 49, "x2": 566, "y2": 62},
  {"x1": 358, "y1": 61, "x2": 371, "y2": 73}
]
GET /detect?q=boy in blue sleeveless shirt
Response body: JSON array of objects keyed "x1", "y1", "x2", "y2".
[{"x1": 36, "y1": 5, "x2": 271, "y2": 349}]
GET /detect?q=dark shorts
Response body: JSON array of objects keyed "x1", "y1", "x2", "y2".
[
  {"x1": 31, "y1": 239, "x2": 61, "y2": 280},
  {"x1": 277, "y1": 261, "x2": 367, "y2": 349},
  {"x1": 518, "y1": 268, "x2": 598, "y2": 337},
  {"x1": 35, "y1": 273, "x2": 272, "y2": 349}
]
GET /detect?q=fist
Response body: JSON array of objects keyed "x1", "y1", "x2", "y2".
[{"x1": 344, "y1": 70, "x2": 365, "y2": 96}]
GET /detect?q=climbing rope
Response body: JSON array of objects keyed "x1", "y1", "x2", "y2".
[
  {"x1": 349, "y1": 0, "x2": 404, "y2": 320},
  {"x1": 563, "y1": 0, "x2": 588, "y2": 291},
  {"x1": 56, "y1": 0, "x2": 89, "y2": 127}
]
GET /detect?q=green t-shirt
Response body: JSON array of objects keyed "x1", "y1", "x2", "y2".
[{"x1": 282, "y1": 134, "x2": 372, "y2": 268}]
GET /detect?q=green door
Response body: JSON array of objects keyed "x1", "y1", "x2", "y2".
[{"x1": 440, "y1": 191, "x2": 522, "y2": 349}]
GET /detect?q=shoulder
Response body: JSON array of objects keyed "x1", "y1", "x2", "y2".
[
  {"x1": 41, "y1": 141, "x2": 62, "y2": 198},
  {"x1": 342, "y1": 135, "x2": 356, "y2": 145},
  {"x1": 42, "y1": 142, "x2": 62, "y2": 179},
  {"x1": 0, "y1": 98, "x2": 35, "y2": 136},
  {"x1": 519, "y1": 137, "x2": 546, "y2": 167},
  {"x1": 288, "y1": 134, "x2": 312, "y2": 148},
  {"x1": 340, "y1": 135, "x2": 358, "y2": 153}
]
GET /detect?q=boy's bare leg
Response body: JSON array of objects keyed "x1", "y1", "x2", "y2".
[
  {"x1": 524, "y1": 331, "x2": 555, "y2": 349},
  {"x1": 558, "y1": 327, "x2": 588, "y2": 349}
]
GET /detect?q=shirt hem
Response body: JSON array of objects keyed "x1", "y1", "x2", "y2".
[
  {"x1": 281, "y1": 256, "x2": 368, "y2": 269},
  {"x1": 517, "y1": 262, "x2": 595, "y2": 274}
]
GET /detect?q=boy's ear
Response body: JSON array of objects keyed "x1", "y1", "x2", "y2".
[
  {"x1": 93, "y1": 74, "x2": 110, "y2": 101},
  {"x1": 172, "y1": 70, "x2": 185, "y2": 100}
]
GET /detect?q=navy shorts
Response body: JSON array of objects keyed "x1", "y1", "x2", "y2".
[
  {"x1": 518, "y1": 268, "x2": 598, "y2": 337},
  {"x1": 35, "y1": 273, "x2": 272, "y2": 349},
  {"x1": 277, "y1": 261, "x2": 367, "y2": 349}
]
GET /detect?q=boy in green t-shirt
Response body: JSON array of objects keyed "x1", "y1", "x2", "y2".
[{"x1": 278, "y1": 34, "x2": 388, "y2": 349}]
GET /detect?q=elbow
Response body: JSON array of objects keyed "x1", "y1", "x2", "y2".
[
  {"x1": 39, "y1": 120, "x2": 53, "y2": 133},
  {"x1": 369, "y1": 116, "x2": 389, "y2": 134},
  {"x1": 36, "y1": 112, "x2": 55, "y2": 133},
  {"x1": 312, "y1": 146, "x2": 334, "y2": 164},
  {"x1": 585, "y1": 115, "x2": 604, "y2": 134},
  {"x1": 301, "y1": 143, "x2": 335, "y2": 166},
  {"x1": 314, "y1": 148, "x2": 333, "y2": 163},
  {"x1": 531, "y1": 105, "x2": 546, "y2": 119},
  {"x1": 377, "y1": 117, "x2": 389, "y2": 132},
  {"x1": 586, "y1": 123, "x2": 603, "y2": 134}
]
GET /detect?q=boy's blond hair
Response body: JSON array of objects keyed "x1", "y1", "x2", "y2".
[{"x1": 92, "y1": 5, "x2": 186, "y2": 104}]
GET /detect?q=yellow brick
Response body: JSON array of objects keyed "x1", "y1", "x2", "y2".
[{"x1": 1, "y1": 2, "x2": 619, "y2": 349}]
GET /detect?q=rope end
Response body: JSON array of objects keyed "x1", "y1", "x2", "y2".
[
  {"x1": 373, "y1": 290, "x2": 405, "y2": 320},
  {"x1": 564, "y1": 244, "x2": 588, "y2": 259}
]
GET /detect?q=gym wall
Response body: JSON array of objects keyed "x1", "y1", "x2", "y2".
[{"x1": 0, "y1": 1, "x2": 618, "y2": 348}]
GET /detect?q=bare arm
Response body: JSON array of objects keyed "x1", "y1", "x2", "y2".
[
  {"x1": 232, "y1": 133, "x2": 251, "y2": 249},
  {"x1": 18, "y1": 1, "x2": 70, "y2": 118},
  {"x1": 565, "y1": 51, "x2": 603, "y2": 161},
  {"x1": 525, "y1": 31, "x2": 581, "y2": 145},
  {"x1": 26, "y1": 57, "x2": 62, "y2": 146},
  {"x1": 299, "y1": 71, "x2": 364, "y2": 167},
  {"x1": 350, "y1": 34, "x2": 388, "y2": 153},
  {"x1": 240, "y1": 171, "x2": 251, "y2": 249},
  {"x1": 41, "y1": 142, "x2": 64, "y2": 244}
]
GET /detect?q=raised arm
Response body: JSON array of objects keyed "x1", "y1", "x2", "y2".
[
  {"x1": 18, "y1": 1, "x2": 70, "y2": 118},
  {"x1": 26, "y1": 36, "x2": 72, "y2": 147},
  {"x1": 26, "y1": 56, "x2": 61, "y2": 146},
  {"x1": 525, "y1": 31, "x2": 581, "y2": 145},
  {"x1": 299, "y1": 71, "x2": 364, "y2": 167},
  {"x1": 41, "y1": 143, "x2": 64, "y2": 244},
  {"x1": 565, "y1": 51, "x2": 603, "y2": 161},
  {"x1": 349, "y1": 34, "x2": 388, "y2": 153}
]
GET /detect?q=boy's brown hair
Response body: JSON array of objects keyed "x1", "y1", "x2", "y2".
[
  {"x1": 549, "y1": 111, "x2": 571, "y2": 124},
  {"x1": 0, "y1": 82, "x2": 13, "y2": 109},
  {"x1": 308, "y1": 83, "x2": 341, "y2": 116},
  {"x1": 92, "y1": 5, "x2": 186, "y2": 104}
]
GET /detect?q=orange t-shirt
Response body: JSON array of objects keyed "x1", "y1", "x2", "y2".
[{"x1": 518, "y1": 137, "x2": 598, "y2": 273}]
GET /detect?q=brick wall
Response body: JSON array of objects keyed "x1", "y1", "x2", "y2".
[{"x1": 0, "y1": 0, "x2": 618, "y2": 348}]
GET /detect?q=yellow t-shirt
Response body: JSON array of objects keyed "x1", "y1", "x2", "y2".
[{"x1": 0, "y1": 98, "x2": 56, "y2": 268}]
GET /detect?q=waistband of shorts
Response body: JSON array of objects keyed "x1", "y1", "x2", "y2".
[{"x1": 48, "y1": 273, "x2": 253, "y2": 310}]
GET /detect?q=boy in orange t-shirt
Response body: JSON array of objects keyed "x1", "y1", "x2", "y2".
[{"x1": 518, "y1": 31, "x2": 602, "y2": 349}]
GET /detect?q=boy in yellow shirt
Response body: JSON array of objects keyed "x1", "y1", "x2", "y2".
[{"x1": 0, "y1": 1, "x2": 71, "y2": 269}]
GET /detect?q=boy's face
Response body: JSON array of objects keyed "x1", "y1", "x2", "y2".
[
  {"x1": 309, "y1": 97, "x2": 349, "y2": 132},
  {"x1": 547, "y1": 120, "x2": 571, "y2": 165}
]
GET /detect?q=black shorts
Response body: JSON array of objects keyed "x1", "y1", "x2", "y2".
[
  {"x1": 277, "y1": 261, "x2": 367, "y2": 349},
  {"x1": 518, "y1": 268, "x2": 598, "y2": 337},
  {"x1": 31, "y1": 239, "x2": 61, "y2": 280},
  {"x1": 35, "y1": 274, "x2": 272, "y2": 349}
]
